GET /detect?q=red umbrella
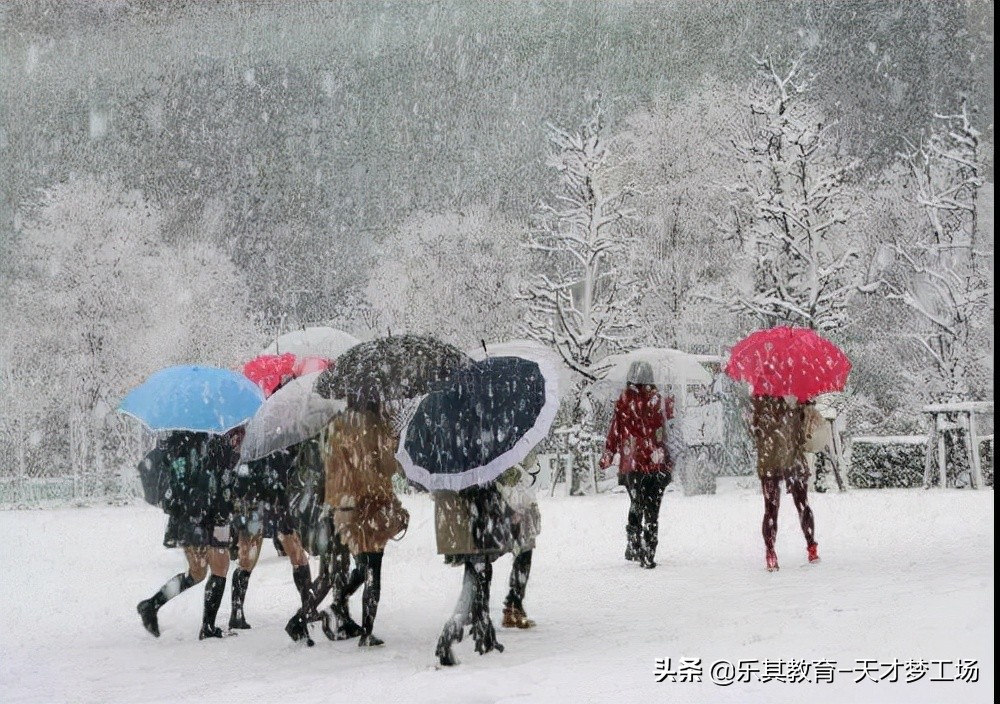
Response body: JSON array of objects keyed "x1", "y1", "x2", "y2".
[
  {"x1": 724, "y1": 326, "x2": 851, "y2": 402},
  {"x1": 242, "y1": 353, "x2": 298, "y2": 398}
]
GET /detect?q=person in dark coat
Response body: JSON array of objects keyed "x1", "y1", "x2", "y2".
[
  {"x1": 228, "y1": 440, "x2": 323, "y2": 633},
  {"x1": 136, "y1": 428, "x2": 240, "y2": 640},
  {"x1": 284, "y1": 438, "x2": 363, "y2": 643},
  {"x1": 598, "y1": 361, "x2": 674, "y2": 569},
  {"x1": 433, "y1": 482, "x2": 516, "y2": 667},
  {"x1": 749, "y1": 394, "x2": 819, "y2": 571}
]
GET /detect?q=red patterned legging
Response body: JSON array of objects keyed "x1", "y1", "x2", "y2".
[{"x1": 761, "y1": 474, "x2": 815, "y2": 551}]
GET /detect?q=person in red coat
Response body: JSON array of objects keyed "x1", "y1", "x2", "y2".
[{"x1": 598, "y1": 361, "x2": 674, "y2": 569}]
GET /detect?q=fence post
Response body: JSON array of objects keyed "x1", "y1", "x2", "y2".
[{"x1": 968, "y1": 411, "x2": 984, "y2": 489}]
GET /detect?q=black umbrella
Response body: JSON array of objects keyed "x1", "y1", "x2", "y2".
[
  {"x1": 395, "y1": 354, "x2": 560, "y2": 491},
  {"x1": 315, "y1": 334, "x2": 472, "y2": 407}
]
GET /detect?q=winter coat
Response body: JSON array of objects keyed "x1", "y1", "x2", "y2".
[
  {"x1": 324, "y1": 409, "x2": 409, "y2": 555},
  {"x1": 602, "y1": 385, "x2": 675, "y2": 475},
  {"x1": 750, "y1": 395, "x2": 808, "y2": 479},
  {"x1": 286, "y1": 438, "x2": 332, "y2": 557},
  {"x1": 161, "y1": 432, "x2": 235, "y2": 523},
  {"x1": 434, "y1": 483, "x2": 518, "y2": 560},
  {"x1": 161, "y1": 432, "x2": 237, "y2": 547},
  {"x1": 232, "y1": 446, "x2": 302, "y2": 537}
]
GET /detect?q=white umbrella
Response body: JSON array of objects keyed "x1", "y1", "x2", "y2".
[
  {"x1": 590, "y1": 347, "x2": 713, "y2": 401},
  {"x1": 262, "y1": 326, "x2": 361, "y2": 360},
  {"x1": 240, "y1": 371, "x2": 347, "y2": 463}
]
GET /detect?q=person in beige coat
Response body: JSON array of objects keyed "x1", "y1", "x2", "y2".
[
  {"x1": 298, "y1": 406, "x2": 409, "y2": 647},
  {"x1": 749, "y1": 395, "x2": 820, "y2": 572},
  {"x1": 433, "y1": 482, "x2": 516, "y2": 666}
]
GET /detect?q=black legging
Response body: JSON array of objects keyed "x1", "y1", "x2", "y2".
[
  {"x1": 504, "y1": 550, "x2": 532, "y2": 612},
  {"x1": 625, "y1": 473, "x2": 667, "y2": 561},
  {"x1": 761, "y1": 474, "x2": 816, "y2": 552},
  {"x1": 344, "y1": 551, "x2": 383, "y2": 636}
]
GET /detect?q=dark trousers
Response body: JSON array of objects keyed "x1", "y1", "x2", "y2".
[
  {"x1": 761, "y1": 474, "x2": 816, "y2": 551},
  {"x1": 624, "y1": 473, "x2": 667, "y2": 562}
]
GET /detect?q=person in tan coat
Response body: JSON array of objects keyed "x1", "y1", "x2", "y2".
[
  {"x1": 286, "y1": 405, "x2": 409, "y2": 647},
  {"x1": 750, "y1": 395, "x2": 820, "y2": 572}
]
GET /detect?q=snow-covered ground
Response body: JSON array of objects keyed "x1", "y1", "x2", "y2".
[{"x1": 0, "y1": 478, "x2": 993, "y2": 703}]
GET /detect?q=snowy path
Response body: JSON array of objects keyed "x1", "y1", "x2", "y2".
[{"x1": 0, "y1": 480, "x2": 993, "y2": 703}]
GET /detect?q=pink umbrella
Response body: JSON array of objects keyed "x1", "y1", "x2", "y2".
[
  {"x1": 242, "y1": 353, "x2": 298, "y2": 398},
  {"x1": 292, "y1": 355, "x2": 332, "y2": 377},
  {"x1": 724, "y1": 326, "x2": 851, "y2": 402}
]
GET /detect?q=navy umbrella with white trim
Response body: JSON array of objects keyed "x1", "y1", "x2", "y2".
[{"x1": 396, "y1": 354, "x2": 560, "y2": 491}]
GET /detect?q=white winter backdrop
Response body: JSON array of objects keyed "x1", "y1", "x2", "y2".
[{"x1": 0, "y1": 2, "x2": 994, "y2": 703}]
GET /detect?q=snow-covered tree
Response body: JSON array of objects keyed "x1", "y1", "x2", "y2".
[
  {"x1": 726, "y1": 54, "x2": 865, "y2": 332},
  {"x1": 364, "y1": 207, "x2": 528, "y2": 349},
  {"x1": 879, "y1": 99, "x2": 993, "y2": 400},
  {"x1": 520, "y1": 107, "x2": 640, "y2": 380},
  {"x1": 0, "y1": 177, "x2": 262, "y2": 481},
  {"x1": 519, "y1": 107, "x2": 643, "y2": 493},
  {"x1": 616, "y1": 80, "x2": 747, "y2": 352}
]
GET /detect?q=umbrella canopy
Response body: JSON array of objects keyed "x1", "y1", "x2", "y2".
[
  {"x1": 469, "y1": 339, "x2": 575, "y2": 391},
  {"x1": 119, "y1": 365, "x2": 264, "y2": 434},
  {"x1": 263, "y1": 326, "x2": 361, "y2": 360},
  {"x1": 242, "y1": 353, "x2": 298, "y2": 397},
  {"x1": 240, "y1": 372, "x2": 347, "y2": 463},
  {"x1": 396, "y1": 354, "x2": 560, "y2": 491},
  {"x1": 591, "y1": 347, "x2": 713, "y2": 400},
  {"x1": 724, "y1": 326, "x2": 851, "y2": 402},
  {"x1": 315, "y1": 334, "x2": 472, "y2": 407}
]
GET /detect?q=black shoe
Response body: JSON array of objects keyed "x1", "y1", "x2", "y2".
[
  {"x1": 285, "y1": 614, "x2": 315, "y2": 647},
  {"x1": 358, "y1": 633, "x2": 384, "y2": 647},
  {"x1": 320, "y1": 610, "x2": 364, "y2": 641},
  {"x1": 228, "y1": 613, "x2": 251, "y2": 629},
  {"x1": 640, "y1": 555, "x2": 657, "y2": 569},
  {"x1": 625, "y1": 546, "x2": 638, "y2": 562},
  {"x1": 198, "y1": 624, "x2": 224, "y2": 640},
  {"x1": 137, "y1": 599, "x2": 160, "y2": 638}
]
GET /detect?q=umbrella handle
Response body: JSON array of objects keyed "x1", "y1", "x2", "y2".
[{"x1": 481, "y1": 339, "x2": 489, "y2": 358}]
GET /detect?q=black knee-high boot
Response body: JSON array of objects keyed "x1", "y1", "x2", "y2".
[
  {"x1": 292, "y1": 563, "x2": 317, "y2": 618},
  {"x1": 229, "y1": 568, "x2": 252, "y2": 629},
  {"x1": 470, "y1": 560, "x2": 503, "y2": 656},
  {"x1": 199, "y1": 574, "x2": 227, "y2": 640},
  {"x1": 358, "y1": 552, "x2": 384, "y2": 647},
  {"x1": 285, "y1": 564, "x2": 318, "y2": 647},
  {"x1": 436, "y1": 560, "x2": 477, "y2": 667},
  {"x1": 323, "y1": 540, "x2": 363, "y2": 640},
  {"x1": 137, "y1": 572, "x2": 196, "y2": 638}
]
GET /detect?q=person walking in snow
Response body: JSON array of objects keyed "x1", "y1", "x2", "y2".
[
  {"x1": 227, "y1": 439, "x2": 328, "y2": 635},
  {"x1": 136, "y1": 428, "x2": 240, "y2": 640},
  {"x1": 598, "y1": 361, "x2": 674, "y2": 569},
  {"x1": 284, "y1": 437, "x2": 364, "y2": 643},
  {"x1": 433, "y1": 482, "x2": 516, "y2": 666},
  {"x1": 749, "y1": 394, "x2": 820, "y2": 572},
  {"x1": 495, "y1": 453, "x2": 542, "y2": 629},
  {"x1": 285, "y1": 402, "x2": 409, "y2": 647}
]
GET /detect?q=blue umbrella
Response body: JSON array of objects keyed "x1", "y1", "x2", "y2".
[
  {"x1": 119, "y1": 365, "x2": 264, "y2": 434},
  {"x1": 395, "y1": 354, "x2": 560, "y2": 491}
]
